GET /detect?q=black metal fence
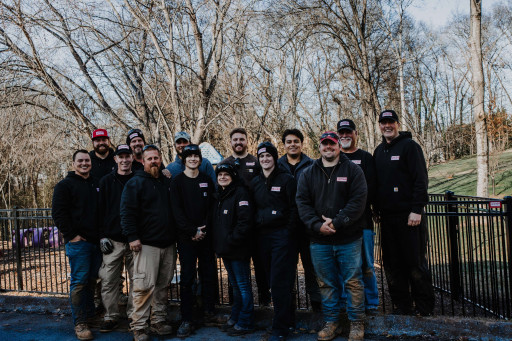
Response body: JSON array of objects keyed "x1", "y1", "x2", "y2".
[{"x1": 1, "y1": 193, "x2": 511, "y2": 318}]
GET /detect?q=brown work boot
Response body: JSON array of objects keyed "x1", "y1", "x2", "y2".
[
  {"x1": 132, "y1": 329, "x2": 150, "y2": 341},
  {"x1": 149, "y1": 321, "x2": 173, "y2": 335},
  {"x1": 317, "y1": 321, "x2": 342, "y2": 341},
  {"x1": 74, "y1": 323, "x2": 94, "y2": 340},
  {"x1": 348, "y1": 321, "x2": 365, "y2": 341}
]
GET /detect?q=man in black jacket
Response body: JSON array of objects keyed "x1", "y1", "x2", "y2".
[
  {"x1": 373, "y1": 110, "x2": 434, "y2": 316},
  {"x1": 252, "y1": 141, "x2": 298, "y2": 341},
  {"x1": 296, "y1": 132, "x2": 367, "y2": 341},
  {"x1": 89, "y1": 129, "x2": 116, "y2": 179},
  {"x1": 170, "y1": 144, "x2": 218, "y2": 338},
  {"x1": 97, "y1": 144, "x2": 135, "y2": 332},
  {"x1": 52, "y1": 149, "x2": 102, "y2": 341},
  {"x1": 277, "y1": 129, "x2": 321, "y2": 312},
  {"x1": 120, "y1": 145, "x2": 176, "y2": 341},
  {"x1": 337, "y1": 119, "x2": 379, "y2": 314}
]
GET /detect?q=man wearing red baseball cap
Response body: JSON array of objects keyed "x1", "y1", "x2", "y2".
[{"x1": 89, "y1": 129, "x2": 116, "y2": 179}]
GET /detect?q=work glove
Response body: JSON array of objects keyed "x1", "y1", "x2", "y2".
[{"x1": 100, "y1": 238, "x2": 114, "y2": 254}]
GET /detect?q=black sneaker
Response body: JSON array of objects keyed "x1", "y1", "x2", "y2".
[
  {"x1": 100, "y1": 319, "x2": 119, "y2": 333},
  {"x1": 177, "y1": 321, "x2": 193, "y2": 338}
]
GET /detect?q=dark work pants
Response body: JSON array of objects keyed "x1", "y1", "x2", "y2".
[
  {"x1": 178, "y1": 239, "x2": 217, "y2": 321},
  {"x1": 251, "y1": 241, "x2": 271, "y2": 305},
  {"x1": 258, "y1": 229, "x2": 297, "y2": 336},
  {"x1": 380, "y1": 214, "x2": 435, "y2": 315}
]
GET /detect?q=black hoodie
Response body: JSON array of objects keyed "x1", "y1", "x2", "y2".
[
  {"x1": 373, "y1": 132, "x2": 428, "y2": 216},
  {"x1": 52, "y1": 171, "x2": 100, "y2": 244},
  {"x1": 98, "y1": 170, "x2": 135, "y2": 242},
  {"x1": 296, "y1": 154, "x2": 367, "y2": 245},
  {"x1": 212, "y1": 181, "x2": 254, "y2": 259},
  {"x1": 250, "y1": 166, "x2": 297, "y2": 233},
  {"x1": 120, "y1": 171, "x2": 176, "y2": 248},
  {"x1": 89, "y1": 148, "x2": 116, "y2": 180}
]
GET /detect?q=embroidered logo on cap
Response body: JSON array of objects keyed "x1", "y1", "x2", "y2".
[
  {"x1": 271, "y1": 186, "x2": 281, "y2": 192},
  {"x1": 340, "y1": 121, "x2": 349, "y2": 126},
  {"x1": 129, "y1": 132, "x2": 138, "y2": 139},
  {"x1": 258, "y1": 147, "x2": 266, "y2": 154},
  {"x1": 96, "y1": 131, "x2": 105, "y2": 135},
  {"x1": 391, "y1": 155, "x2": 400, "y2": 161},
  {"x1": 337, "y1": 177, "x2": 347, "y2": 182},
  {"x1": 239, "y1": 201, "x2": 249, "y2": 206},
  {"x1": 199, "y1": 183, "x2": 208, "y2": 188},
  {"x1": 351, "y1": 160, "x2": 361, "y2": 165},
  {"x1": 382, "y1": 112, "x2": 393, "y2": 117}
]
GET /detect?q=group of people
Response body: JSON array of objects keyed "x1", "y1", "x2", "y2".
[{"x1": 52, "y1": 109, "x2": 435, "y2": 341}]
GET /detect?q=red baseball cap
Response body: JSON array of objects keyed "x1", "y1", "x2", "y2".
[
  {"x1": 92, "y1": 129, "x2": 109, "y2": 140},
  {"x1": 320, "y1": 131, "x2": 339, "y2": 144}
]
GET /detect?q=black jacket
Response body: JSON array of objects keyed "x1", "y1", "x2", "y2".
[
  {"x1": 170, "y1": 172, "x2": 215, "y2": 241},
  {"x1": 250, "y1": 166, "x2": 298, "y2": 233},
  {"x1": 296, "y1": 154, "x2": 367, "y2": 245},
  {"x1": 52, "y1": 172, "x2": 100, "y2": 244},
  {"x1": 212, "y1": 181, "x2": 254, "y2": 259},
  {"x1": 99, "y1": 171, "x2": 134, "y2": 242},
  {"x1": 343, "y1": 149, "x2": 377, "y2": 230},
  {"x1": 373, "y1": 132, "x2": 428, "y2": 216},
  {"x1": 277, "y1": 153, "x2": 313, "y2": 180},
  {"x1": 89, "y1": 149, "x2": 116, "y2": 180},
  {"x1": 120, "y1": 171, "x2": 176, "y2": 248},
  {"x1": 219, "y1": 154, "x2": 260, "y2": 187}
]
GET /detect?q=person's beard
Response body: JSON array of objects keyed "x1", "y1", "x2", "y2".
[
  {"x1": 94, "y1": 144, "x2": 108, "y2": 156},
  {"x1": 233, "y1": 144, "x2": 246, "y2": 156},
  {"x1": 340, "y1": 138, "x2": 352, "y2": 149},
  {"x1": 146, "y1": 163, "x2": 160, "y2": 178}
]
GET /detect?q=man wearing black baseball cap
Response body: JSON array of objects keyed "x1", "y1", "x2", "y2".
[
  {"x1": 97, "y1": 145, "x2": 135, "y2": 332},
  {"x1": 126, "y1": 129, "x2": 146, "y2": 171},
  {"x1": 337, "y1": 119, "x2": 379, "y2": 315},
  {"x1": 296, "y1": 131, "x2": 368, "y2": 341},
  {"x1": 373, "y1": 109, "x2": 434, "y2": 316},
  {"x1": 89, "y1": 128, "x2": 116, "y2": 179}
]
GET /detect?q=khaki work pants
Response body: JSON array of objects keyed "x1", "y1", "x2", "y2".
[
  {"x1": 130, "y1": 244, "x2": 176, "y2": 331},
  {"x1": 98, "y1": 240, "x2": 134, "y2": 321}
]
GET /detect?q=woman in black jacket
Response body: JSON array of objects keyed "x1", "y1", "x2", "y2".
[
  {"x1": 251, "y1": 142, "x2": 298, "y2": 341},
  {"x1": 212, "y1": 163, "x2": 255, "y2": 336}
]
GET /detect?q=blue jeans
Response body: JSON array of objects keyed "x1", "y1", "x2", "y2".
[
  {"x1": 223, "y1": 258, "x2": 254, "y2": 329},
  {"x1": 339, "y1": 230, "x2": 379, "y2": 310},
  {"x1": 310, "y1": 238, "x2": 364, "y2": 322},
  {"x1": 65, "y1": 240, "x2": 102, "y2": 325}
]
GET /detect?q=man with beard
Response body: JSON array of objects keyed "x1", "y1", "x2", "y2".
[
  {"x1": 296, "y1": 132, "x2": 367, "y2": 341},
  {"x1": 166, "y1": 131, "x2": 216, "y2": 182},
  {"x1": 276, "y1": 129, "x2": 321, "y2": 312},
  {"x1": 52, "y1": 150, "x2": 101, "y2": 341},
  {"x1": 98, "y1": 145, "x2": 135, "y2": 333},
  {"x1": 120, "y1": 145, "x2": 176, "y2": 341},
  {"x1": 89, "y1": 129, "x2": 116, "y2": 179},
  {"x1": 218, "y1": 127, "x2": 270, "y2": 306},
  {"x1": 126, "y1": 129, "x2": 146, "y2": 172},
  {"x1": 373, "y1": 110, "x2": 434, "y2": 316},
  {"x1": 170, "y1": 145, "x2": 219, "y2": 338},
  {"x1": 337, "y1": 119, "x2": 379, "y2": 315}
]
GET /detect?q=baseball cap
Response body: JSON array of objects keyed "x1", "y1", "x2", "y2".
[
  {"x1": 319, "y1": 131, "x2": 339, "y2": 144},
  {"x1": 114, "y1": 144, "x2": 132, "y2": 156},
  {"x1": 174, "y1": 131, "x2": 191, "y2": 143},
  {"x1": 337, "y1": 119, "x2": 356, "y2": 132},
  {"x1": 92, "y1": 128, "x2": 109, "y2": 140},
  {"x1": 378, "y1": 110, "x2": 399, "y2": 122}
]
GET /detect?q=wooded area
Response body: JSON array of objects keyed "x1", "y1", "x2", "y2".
[{"x1": 0, "y1": 0, "x2": 511, "y2": 208}]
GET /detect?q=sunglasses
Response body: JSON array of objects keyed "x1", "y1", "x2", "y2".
[{"x1": 320, "y1": 132, "x2": 339, "y2": 141}]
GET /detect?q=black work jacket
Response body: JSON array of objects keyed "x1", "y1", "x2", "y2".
[
  {"x1": 373, "y1": 132, "x2": 428, "y2": 216},
  {"x1": 89, "y1": 149, "x2": 116, "y2": 180},
  {"x1": 296, "y1": 155, "x2": 367, "y2": 245},
  {"x1": 52, "y1": 172, "x2": 100, "y2": 244},
  {"x1": 212, "y1": 182, "x2": 254, "y2": 259},
  {"x1": 120, "y1": 171, "x2": 176, "y2": 248}
]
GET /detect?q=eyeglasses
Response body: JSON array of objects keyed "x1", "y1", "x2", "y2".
[{"x1": 142, "y1": 144, "x2": 159, "y2": 152}]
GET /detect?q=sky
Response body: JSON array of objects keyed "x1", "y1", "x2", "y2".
[{"x1": 408, "y1": 0, "x2": 502, "y2": 28}]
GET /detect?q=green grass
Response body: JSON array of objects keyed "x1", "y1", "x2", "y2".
[{"x1": 428, "y1": 148, "x2": 512, "y2": 198}]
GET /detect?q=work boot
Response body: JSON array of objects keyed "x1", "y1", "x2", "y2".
[
  {"x1": 74, "y1": 323, "x2": 94, "y2": 341},
  {"x1": 348, "y1": 321, "x2": 365, "y2": 341},
  {"x1": 149, "y1": 321, "x2": 173, "y2": 335},
  {"x1": 220, "y1": 318, "x2": 236, "y2": 332},
  {"x1": 317, "y1": 321, "x2": 341, "y2": 341},
  {"x1": 99, "y1": 319, "x2": 118, "y2": 333},
  {"x1": 227, "y1": 324, "x2": 254, "y2": 336},
  {"x1": 132, "y1": 329, "x2": 149, "y2": 341},
  {"x1": 177, "y1": 321, "x2": 193, "y2": 338}
]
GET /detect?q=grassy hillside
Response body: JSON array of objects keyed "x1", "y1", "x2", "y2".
[{"x1": 428, "y1": 148, "x2": 512, "y2": 198}]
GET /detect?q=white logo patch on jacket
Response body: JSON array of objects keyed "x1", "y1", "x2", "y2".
[
  {"x1": 271, "y1": 186, "x2": 281, "y2": 192},
  {"x1": 351, "y1": 160, "x2": 361, "y2": 165},
  {"x1": 391, "y1": 155, "x2": 400, "y2": 161},
  {"x1": 337, "y1": 177, "x2": 347, "y2": 182},
  {"x1": 199, "y1": 183, "x2": 208, "y2": 188},
  {"x1": 246, "y1": 162, "x2": 255, "y2": 166},
  {"x1": 239, "y1": 201, "x2": 249, "y2": 206}
]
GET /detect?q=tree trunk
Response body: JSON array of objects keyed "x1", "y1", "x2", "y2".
[{"x1": 470, "y1": 0, "x2": 488, "y2": 197}]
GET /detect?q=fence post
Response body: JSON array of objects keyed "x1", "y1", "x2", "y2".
[
  {"x1": 12, "y1": 206, "x2": 23, "y2": 291},
  {"x1": 445, "y1": 191, "x2": 461, "y2": 300},
  {"x1": 504, "y1": 196, "x2": 512, "y2": 319}
]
